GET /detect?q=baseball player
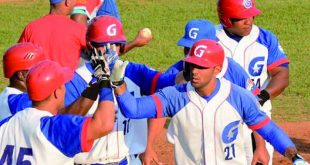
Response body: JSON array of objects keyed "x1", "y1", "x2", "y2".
[
  {"x1": 72, "y1": 15, "x2": 177, "y2": 165},
  {"x1": 142, "y1": 19, "x2": 269, "y2": 165},
  {"x1": 18, "y1": 0, "x2": 86, "y2": 71},
  {"x1": 0, "y1": 43, "x2": 45, "y2": 120},
  {"x1": 0, "y1": 59, "x2": 115, "y2": 164},
  {"x1": 113, "y1": 39, "x2": 308, "y2": 165},
  {"x1": 216, "y1": 0, "x2": 290, "y2": 164}
]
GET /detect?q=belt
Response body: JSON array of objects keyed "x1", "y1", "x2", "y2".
[
  {"x1": 91, "y1": 156, "x2": 127, "y2": 165},
  {"x1": 77, "y1": 154, "x2": 139, "y2": 165}
]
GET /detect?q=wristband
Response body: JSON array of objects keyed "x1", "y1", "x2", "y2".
[
  {"x1": 81, "y1": 83, "x2": 100, "y2": 101},
  {"x1": 258, "y1": 89, "x2": 270, "y2": 106},
  {"x1": 99, "y1": 88, "x2": 114, "y2": 102}
]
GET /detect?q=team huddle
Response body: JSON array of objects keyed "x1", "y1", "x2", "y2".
[{"x1": 0, "y1": 0, "x2": 308, "y2": 164}]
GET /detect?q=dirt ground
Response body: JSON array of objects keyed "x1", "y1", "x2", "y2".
[{"x1": 153, "y1": 122, "x2": 310, "y2": 165}]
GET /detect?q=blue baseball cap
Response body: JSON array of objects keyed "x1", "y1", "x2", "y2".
[
  {"x1": 50, "y1": 0, "x2": 64, "y2": 4},
  {"x1": 177, "y1": 20, "x2": 217, "y2": 48}
]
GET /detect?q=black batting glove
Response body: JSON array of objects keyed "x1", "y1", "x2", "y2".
[{"x1": 257, "y1": 90, "x2": 270, "y2": 106}]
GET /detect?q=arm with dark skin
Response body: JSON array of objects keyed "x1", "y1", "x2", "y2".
[
  {"x1": 71, "y1": 14, "x2": 88, "y2": 27},
  {"x1": 120, "y1": 28, "x2": 152, "y2": 55},
  {"x1": 59, "y1": 97, "x2": 94, "y2": 115},
  {"x1": 265, "y1": 66, "x2": 289, "y2": 99}
]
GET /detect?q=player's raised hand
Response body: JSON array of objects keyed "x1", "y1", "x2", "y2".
[
  {"x1": 104, "y1": 43, "x2": 119, "y2": 70},
  {"x1": 89, "y1": 47, "x2": 110, "y2": 82},
  {"x1": 120, "y1": 28, "x2": 153, "y2": 55},
  {"x1": 110, "y1": 60, "x2": 128, "y2": 88},
  {"x1": 134, "y1": 28, "x2": 153, "y2": 47}
]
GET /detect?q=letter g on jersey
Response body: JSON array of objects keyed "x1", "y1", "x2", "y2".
[
  {"x1": 248, "y1": 56, "x2": 265, "y2": 76},
  {"x1": 222, "y1": 120, "x2": 240, "y2": 144},
  {"x1": 107, "y1": 24, "x2": 117, "y2": 36},
  {"x1": 189, "y1": 28, "x2": 199, "y2": 39}
]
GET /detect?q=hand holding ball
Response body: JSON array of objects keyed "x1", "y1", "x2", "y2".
[{"x1": 134, "y1": 28, "x2": 153, "y2": 47}]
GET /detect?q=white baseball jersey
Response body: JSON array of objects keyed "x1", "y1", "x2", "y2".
[
  {"x1": 0, "y1": 108, "x2": 92, "y2": 165},
  {"x1": 72, "y1": 63, "x2": 147, "y2": 164},
  {"x1": 216, "y1": 25, "x2": 289, "y2": 164},
  {"x1": 0, "y1": 87, "x2": 23, "y2": 120},
  {"x1": 117, "y1": 78, "x2": 274, "y2": 164},
  {"x1": 216, "y1": 24, "x2": 289, "y2": 115}
]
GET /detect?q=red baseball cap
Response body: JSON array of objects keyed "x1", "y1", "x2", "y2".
[
  {"x1": 26, "y1": 60, "x2": 73, "y2": 101},
  {"x1": 184, "y1": 39, "x2": 224, "y2": 68},
  {"x1": 217, "y1": 0, "x2": 261, "y2": 28},
  {"x1": 87, "y1": 15, "x2": 126, "y2": 46},
  {"x1": 3, "y1": 42, "x2": 45, "y2": 78}
]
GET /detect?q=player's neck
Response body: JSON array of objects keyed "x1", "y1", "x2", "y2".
[
  {"x1": 32, "y1": 99, "x2": 59, "y2": 115},
  {"x1": 49, "y1": 4, "x2": 70, "y2": 16}
]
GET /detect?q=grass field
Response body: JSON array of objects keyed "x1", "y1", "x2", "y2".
[{"x1": 0, "y1": 0, "x2": 309, "y2": 121}]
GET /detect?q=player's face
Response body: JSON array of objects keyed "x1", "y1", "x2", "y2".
[
  {"x1": 97, "y1": 44, "x2": 121, "y2": 54},
  {"x1": 227, "y1": 17, "x2": 254, "y2": 36},
  {"x1": 189, "y1": 64, "x2": 216, "y2": 91}
]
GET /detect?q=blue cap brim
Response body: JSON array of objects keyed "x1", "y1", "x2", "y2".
[{"x1": 177, "y1": 38, "x2": 194, "y2": 48}]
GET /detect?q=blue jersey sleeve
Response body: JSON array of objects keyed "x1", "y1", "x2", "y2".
[
  {"x1": 224, "y1": 58, "x2": 260, "y2": 95},
  {"x1": 257, "y1": 28, "x2": 289, "y2": 71},
  {"x1": 153, "y1": 84, "x2": 189, "y2": 117},
  {"x1": 116, "y1": 90, "x2": 157, "y2": 119},
  {"x1": 40, "y1": 115, "x2": 93, "y2": 157},
  {"x1": 227, "y1": 84, "x2": 268, "y2": 127},
  {"x1": 64, "y1": 72, "x2": 88, "y2": 107},
  {"x1": 125, "y1": 62, "x2": 176, "y2": 95},
  {"x1": 8, "y1": 93, "x2": 32, "y2": 115},
  {"x1": 226, "y1": 85, "x2": 295, "y2": 154},
  {"x1": 165, "y1": 60, "x2": 184, "y2": 74},
  {"x1": 116, "y1": 84, "x2": 189, "y2": 119},
  {"x1": 256, "y1": 121, "x2": 295, "y2": 155}
]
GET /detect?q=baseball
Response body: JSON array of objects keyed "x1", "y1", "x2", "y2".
[{"x1": 140, "y1": 28, "x2": 152, "y2": 39}]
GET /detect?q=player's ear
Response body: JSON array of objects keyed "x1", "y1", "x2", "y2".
[
  {"x1": 64, "y1": 0, "x2": 74, "y2": 7},
  {"x1": 53, "y1": 86, "x2": 63, "y2": 99},
  {"x1": 16, "y1": 70, "x2": 28, "y2": 81},
  {"x1": 214, "y1": 65, "x2": 222, "y2": 75}
]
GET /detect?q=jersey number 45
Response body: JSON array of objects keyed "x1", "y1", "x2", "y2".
[{"x1": 0, "y1": 145, "x2": 33, "y2": 165}]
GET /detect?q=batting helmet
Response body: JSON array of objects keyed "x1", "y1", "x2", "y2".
[
  {"x1": 3, "y1": 42, "x2": 45, "y2": 78},
  {"x1": 27, "y1": 60, "x2": 73, "y2": 101},
  {"x1": 217, "y1": 0, "x2": 261, "y2": 28},
  {"x1": 184, "y1": 39, "x2": 224, "y2": 68},
  {"x1": 86, "y1": 15, "x2": 126, "y2": 46}
]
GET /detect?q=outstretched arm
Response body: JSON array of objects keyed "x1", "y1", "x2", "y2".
[
  {"x1": 250, "y1": 120, "x2": 307, "y2": 164},
  {"x1": 120, "y1": 28, "x2": 152, "y2": 55},
  {"x1": 114, "y1": 85, "x2": 158, "y2": 119}
]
